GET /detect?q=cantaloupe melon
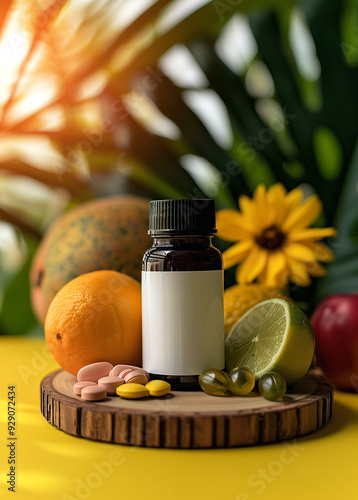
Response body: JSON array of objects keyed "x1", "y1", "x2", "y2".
[{"x1": 30, "y1": 196, "x2": 151, "y2": 322}]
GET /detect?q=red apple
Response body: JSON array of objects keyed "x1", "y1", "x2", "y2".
[{"x1": 310, "y1": 293, "x2": 358, "y2": 391}]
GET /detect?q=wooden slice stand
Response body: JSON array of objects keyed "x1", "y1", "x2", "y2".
[{"x1": 40, "y1": 369, "x2": 333, "y2": 449}]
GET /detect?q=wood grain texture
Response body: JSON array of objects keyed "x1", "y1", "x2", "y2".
[{"x1": 40, "y1": 369, "x2": 333, "y2": 449}]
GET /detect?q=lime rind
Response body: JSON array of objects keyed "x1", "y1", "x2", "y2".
[{"x1": 225, "y1": 298, "x2": 315, "y2": 385}]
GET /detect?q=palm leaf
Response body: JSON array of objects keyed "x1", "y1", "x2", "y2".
[
  {"x1": 1, "y1": 0, "x2": 358, "y2": 322},
  {"x1": 68, "y1": 0, "x2": 175, "y2": 88},
  {"x1": 314, "y1": 139, "x2": 358, "y2": 301},
  {"x1": 188, "y1": 38, "x2": 294, "y2": 189},
  {"x1": 255, "y1": 3, "x2": 358, "y2": 217},
  {"x1": 0, "y1": 0, "x2": 69, "y2": 129},
  {"x1": 0, "y1": 0, "x2": 12, "y2": 35},
  {"x1": 142, "y1": 70, "x2": 244, "y2": 202}
]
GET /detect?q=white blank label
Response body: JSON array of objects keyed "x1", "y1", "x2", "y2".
[{"x1": 142, "y1": 270, "x2": 225, "y2": 375}]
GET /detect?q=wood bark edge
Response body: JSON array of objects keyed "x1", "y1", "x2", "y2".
[{"x1": 40, "y1": 369, "x2": 333, "y2": 449}]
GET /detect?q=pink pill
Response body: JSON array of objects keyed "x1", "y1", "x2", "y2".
[
  {"x1": 77, "y1": 362, "x2": 113, "y2": 382},
  {"x1": 110, "y1": 364, "x2": 149, "y2": 379},
  {"x1": 74, "y1": 381, "x2": 97, "y2": 395},
  {"x1": 98, "y1": 376, "x2": 124, "y2": 394},
  {"x1": 128, "y1": 365, "x2": 149, "y2": 379},
  {"x1": 109, "y1": 365, "x2": 133, "y2": 377},
  {"x1": 119, "y1": 368, "x2": 133, "y2": 379},
  {"x1": 81, "y1": 385, "x2": 107, "y2": 401},
  {"x1": 124, "y1": 370, "x2": 148, "y2": 385}
]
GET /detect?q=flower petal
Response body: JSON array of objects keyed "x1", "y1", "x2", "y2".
[
  {"x1": 284, "y1": 187, "x2": 302, "y2": 212},
  {"x1": 216, "y1": 209, "x2": 253, "y2": 241},
  {"x1": 286, "y1": 256, "x2": 311, "y2": 287},
  {"x1": 306, "y1": 242, "x2": 335, "y2": 262},
  {"x1": 267, "y1": 183, "x2": 287, "y2": 226},
  {"x1": 253, "y1": 184, "x2": 267, "y2": 217},
  {"x1": 259, "y1": 251, "x2": 288, "y2": 288},
  {"x1": 239, "y1": 195, "x2": 253, "y2": 215},
  {"x1": 279, "y1": 187, "x2": 303, "y2": 228},
  {"x1": 253, "y1": 184, "x2": 267, "y2": 201},
  {"x1": 281, "y1": 195, "x2": 322, "y2": 231},
  {"x1": 238, "y1": 195, "x2": 259, "y2": 227},
  {"x1": 267, "y1": 183, "x2": 287, "y2": 200},
  {"x1": 289, "y1": 227, "x2": 337, "y2": 242},
  {"x1": 254, "y1": 184, "x2": 276, "y2": 228},
  {"x1": 222, "y1": 240, "x2": 254, "y2": 269},
  {"x1": 284, "y1": 243, "x2": 316, "y2": 262},
  {"x1": 236, "y1": 247, "x2": 268, "y2": 284},
  {"x1": 306, "y1": 261, "x2": 327, "y2": 277}
]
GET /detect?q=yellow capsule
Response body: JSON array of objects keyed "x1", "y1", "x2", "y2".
[
  {"x1": 145, "y1": 380, "x2": 171, "y2": 397},
  {"x1": 116, "y1": 383, "x2": 149, "y2": 399},
  {"x1": 229, "y1": 367, "x2": 255, "y2": 396}
]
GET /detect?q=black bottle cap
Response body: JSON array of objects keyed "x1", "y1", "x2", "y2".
[{"x1": 148, "y1": 199, "x2": 217, "y2": 235}]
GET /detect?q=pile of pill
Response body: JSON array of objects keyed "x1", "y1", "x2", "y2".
[{"x1": 74, "y1": 362, "x2": 171, "y2": 401}]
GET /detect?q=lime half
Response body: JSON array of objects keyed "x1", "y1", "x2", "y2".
[{"x1": 225, "y1": 298, "x2": 315, "y2": 386}]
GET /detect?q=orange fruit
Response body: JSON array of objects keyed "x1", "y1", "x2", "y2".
[
  {"x1": 44, "y1": 270, "x2": 142, "y2": 375},
  {"x1": 31, "y1": 195, "x2": 151, "y2": 323},
  {"x1": 224, "y1": 283, "x2": 292, "y2": 334}
]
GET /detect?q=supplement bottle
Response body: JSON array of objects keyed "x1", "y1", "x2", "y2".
[{"x1": 141, "y1": 199, "x2": 225, "y2": 389}]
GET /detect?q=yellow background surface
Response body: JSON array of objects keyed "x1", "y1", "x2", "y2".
[{"x1": 0, "y1": 337, "x2": 357, "y2": 500}]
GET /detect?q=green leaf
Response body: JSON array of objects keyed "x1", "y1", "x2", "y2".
[
  {"x1": 313, "y1": 127, "x2": 343, "y2": 181},
  {"x1": 249, "y1": 10, "x2": 318, "y2": 182},
  {"x1": 144, "y1": 70, "x2": 242, "y2": 202},
  {"x1": 340, "y1": 0, "x2": 358, "y2": 67},
  {"x1": 328, "y1": 140, "x2": 358, "y2": 261},
  {"x1": 105, "y1": 0, "x2": 301, "y2": 97},
  {"x1": 314, "y1": 255, "x2": 358, "y2": 299},
  {"x1": 188, "y1": 39, "x2": 294, "y2": 188},
  {"x1": 0, "y1": 237, "x2": 38, "y2": 335},
  {"x1": 314, "y1": 138, "x2": 358, "y2": 302}
]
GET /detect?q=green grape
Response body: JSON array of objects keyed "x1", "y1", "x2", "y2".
[
  {"x1": 258, "y1": 372, "x2": 287, "y2": 401},
  {"x1": 199, "y1": 369, "x2": 230, "y2": 396},
  {"x1": 229, "y1": 366, "x2": 255, "y2": 396}
]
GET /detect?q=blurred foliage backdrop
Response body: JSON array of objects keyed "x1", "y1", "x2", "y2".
[{"x1": 0, "y1": 0, "x2": 357, "y2": 335}]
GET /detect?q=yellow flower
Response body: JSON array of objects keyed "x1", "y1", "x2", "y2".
[{"x1": 216, "y1": 183, "x2": 337, "y2": 288}]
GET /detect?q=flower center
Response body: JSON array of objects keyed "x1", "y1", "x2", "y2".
[{"x1": 255, "y1": 225, "x2": 285, "y2": 250}]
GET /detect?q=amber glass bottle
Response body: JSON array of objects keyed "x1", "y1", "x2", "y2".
[{"x1": 142, "y1": 199, "x2": 225, "y2": 390}]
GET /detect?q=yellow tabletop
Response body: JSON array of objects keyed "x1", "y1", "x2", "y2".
[{"x1": 0, "y1": 337, "x2": 357, "y2": 500}]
